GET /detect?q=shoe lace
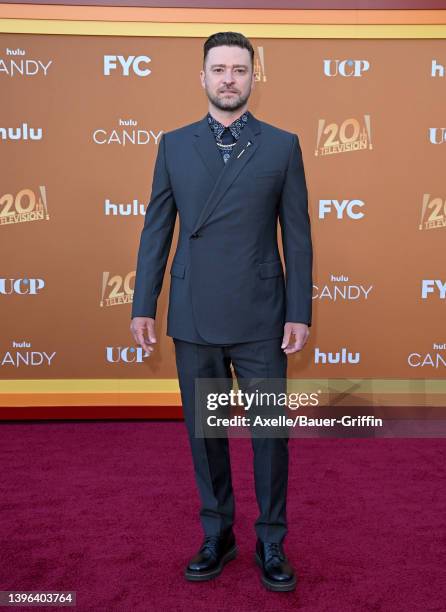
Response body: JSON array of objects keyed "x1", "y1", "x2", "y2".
[
  {"x1": 201, "y1": 535, "x2": 221, "y2": 559},
  {"x1": 264, "y1": 542, "x2": 285, "y2": 565}
]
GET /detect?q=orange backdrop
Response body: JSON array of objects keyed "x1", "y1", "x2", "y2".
[{"x1": 1, "y1": 8, "x2": 445, "y2": 414}]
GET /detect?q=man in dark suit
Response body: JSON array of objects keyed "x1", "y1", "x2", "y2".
[{"x1": 130, "y1": 31, "x2": 312, "y2": 592}]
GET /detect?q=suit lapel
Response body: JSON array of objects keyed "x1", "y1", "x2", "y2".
[
  {"x1": 192, "y1": 111, "x2": 262, "y2": 233},
  {"x1": 193, "y1": 115, "x2": 224, "y2": 181}
]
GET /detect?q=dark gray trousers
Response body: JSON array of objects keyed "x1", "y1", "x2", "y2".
[{"x1": 173, "y1": 336, "x2": 289, "y2": 544}]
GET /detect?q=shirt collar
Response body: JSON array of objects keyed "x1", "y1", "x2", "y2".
[{"x1": 207, "y1": 110, "x2": 249, "y2": 141}]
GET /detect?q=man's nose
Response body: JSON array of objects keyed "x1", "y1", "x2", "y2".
[{"x1": 222, "y1": 70, "x2": 235, "y2": 83}]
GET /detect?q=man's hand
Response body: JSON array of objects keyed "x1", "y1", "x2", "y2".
[
  {"x1": 281, "y1": 322, "x2": 309, "y2": 355},
  {"x1": 130, "y1": 317, "x2": 157, "y2": 356}
]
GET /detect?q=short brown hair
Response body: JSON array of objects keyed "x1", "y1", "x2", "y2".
[{"x1": 203, "y1": 31, "x2": 254, "y2": 69}]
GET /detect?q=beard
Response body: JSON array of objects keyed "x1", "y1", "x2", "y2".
[{"x1": 206, "y1": 86, "x2": 251, "y2": 112}]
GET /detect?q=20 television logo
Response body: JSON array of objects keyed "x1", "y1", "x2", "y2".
[
  {"x1": 253, "y1": 46, "x2": 267, "y2": 82},
  {"x1": 419, "y1": 194, "x2": 446, "y2": 230},
  {"x1": 0, "y1": 186, "x2": 49, "y2": 226},
  {"x1": 315, "y1": 115, "x2": 372, "y2": 156},
  {"x1": 104, "y1": 55, "x2": 151, "y2": 77},
  {"x1": 100, "y1": 271, "x2": 134, "y2": 307}
]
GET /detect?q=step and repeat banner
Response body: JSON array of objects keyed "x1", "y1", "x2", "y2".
[{"x1": 1, "y1": 4, "x2": 445, "y2": 414}]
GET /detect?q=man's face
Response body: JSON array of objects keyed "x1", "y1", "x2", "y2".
[{"x1": 200, "y1": 45, "x2": 255, "y2": 112}]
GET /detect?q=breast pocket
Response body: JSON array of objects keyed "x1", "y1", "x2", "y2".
[{"x1": 254, "y1": 170, "x2": 283, "y2": 179}]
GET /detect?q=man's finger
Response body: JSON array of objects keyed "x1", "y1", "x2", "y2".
[
  {"x1": 284, "y1": 339, "x2": 299, "y2": 354},
  {"x1": 281, "y1": 329, "x2": 291, "y2": 349},
  {"x1": 284, "y1": 330, "x2": 307, "y2": 354},
  {"x1": 145, "y1": 323, "x2": 157, "y2": 344},
  {"x1": 135, "y1": 329, "x2": 154, "y2": 354}
]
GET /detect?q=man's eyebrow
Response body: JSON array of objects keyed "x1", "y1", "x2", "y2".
[{"x1": 209, "y1": 64, "x2": 248, "y2": 68}]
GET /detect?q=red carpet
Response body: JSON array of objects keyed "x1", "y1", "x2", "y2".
[{"x1": 1, "y1": 421, "x2": 445, "y2": 611}]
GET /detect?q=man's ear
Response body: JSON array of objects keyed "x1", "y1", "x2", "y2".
[{"x1": 199, "y1": 69, "x2": 205, "y2": 89}]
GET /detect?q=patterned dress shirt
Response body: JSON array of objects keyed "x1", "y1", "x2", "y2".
[{"x1": 207, "y1": 110, "x2": 249, "y2": 164}]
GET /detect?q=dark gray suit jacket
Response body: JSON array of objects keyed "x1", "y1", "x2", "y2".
[{"x1": 131, "y1": 110, "x2": 313, "y2": 345}]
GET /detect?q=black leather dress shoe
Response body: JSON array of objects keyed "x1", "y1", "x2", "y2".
[
  {"x1": 185, "y1": 529, "x2": 237, "y2": 581},
  {"x1": 255, "y1": 539, "x2": 297, "y2": 591}
]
